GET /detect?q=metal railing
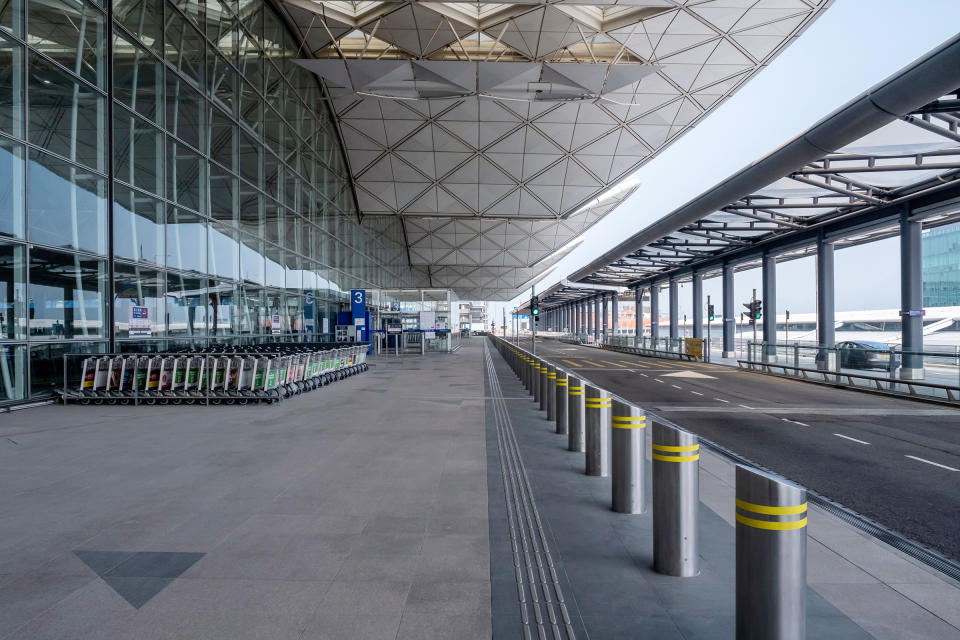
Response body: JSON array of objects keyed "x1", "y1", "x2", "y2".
[{"x1": 741, "y1": 341, "x2": 960, "y2": 404}]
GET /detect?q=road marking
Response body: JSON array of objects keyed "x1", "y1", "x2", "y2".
[
  {"x1": 905, "y1": 455, "x2": 959, "y2": 472},
  {"x1": 780, "y1": 418, "x2": 810, "y2": 427},
  {"x1": 833, "y1": 433, "x2": 870, "y2": 445},
  {"x1": 671, "y1": 384, "x2": 682, "y2": 389},
  {"x1": 603, "y1": 360, "x2": 628, "y2": 368},
  {"x1": 715, "y1": 398, "x2": 729, "y2": 403},
  {"x1": 562, "y1": 359, "x2": 579, "y2": 367},
  {"x1": 691, "y1": 391, "x2": 703, "y2": 396},
  {"x1": 583, "y1": 360, "x2": 603, "y2": 367},
  {"x1": 654, "y1": 379, "x2": 664, "y2": 384},
  {"x1": 640, "y1": 373, "x2": 648, "y2": 377},
  {"x1": 738, "y1": 404, "x2": 753, "y2": 410}
]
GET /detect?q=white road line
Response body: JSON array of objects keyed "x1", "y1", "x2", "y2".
[
  {"x1": 672, "y1": 384, "x2": 682, "y2": 389},
  {"x1": 691, "y1": 391, "x2": 703, "y2": 396},
  {"x1": 834, "y1": 433, "x2": 870, "y2": 445},
  {"x1": 655, "y1": 379, "x2": 664, "y2": 384},
  {"x1": 715, "y1": 398, "x2": 729, "y2": 403},
  {"x1": 738, "y1": 404, "x2": 753, "y2": 410},
  {"x1": 905, "y1": 455, "x2": 960, "y2": 472},
  {"x1": 780, "y1": 419, "x2": 809, "y2": 427},
  {"x1": 640, "y1": 373, "x2": 648, "y2": 378}
]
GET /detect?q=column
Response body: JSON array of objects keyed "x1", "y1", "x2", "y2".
[
  {"x1": 611, "y1": 292, "x2": 619, "y2": 337},
  {"x1": 669, "y1": 279, "x2": 679, "y2": 341},
  {"x1": 594, "y1": 296, "x2": 601, "y2": 342},
  {"x1": 722, "y1": 264, "x2": 735, "y2": 358},
  {"x1": 692, "y1": 272, "x2": 703, "y2": 339},
  {"x1": 650, "y1": 284, "x2": 660, "y2": 341},
  {"x1": 634, "y1": 287, "x2": 642, "y2": 346},
  {"x1": 601, "y1": 294, "x2": 609, "y2": 341},
  {"x1": 587, "y1": 298, "x2": 594, "y2": 337},
  {"x1": 762, "y1": 252, "x2": 777, "y2": 362},
  {"x1": 817, "y1": 237, "x2": 835, "y2": 369},
  {"x1": 900, "y1": 208, "x2": 924, "y2": 379}
]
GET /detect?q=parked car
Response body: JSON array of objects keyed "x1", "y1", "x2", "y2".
[{"x1": 837, "y1": 340, "x2": 899, "y2": 371}]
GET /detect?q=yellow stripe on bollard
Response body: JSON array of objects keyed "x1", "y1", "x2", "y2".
[
  {"x1": 569, "y1": 391, "x2": 584, "y2": 396},
  {"x1": 735, "y1": 499, "x2": 807, "y2": 516},
  {"x1": 652, "y1": 444, "x2": 699, "y2": 453},
  {"x1": 548, "y1": 373, "x2": 556, "y2": 379},
  {"x1": 652, "y1": 453, "x2": 700, "y2": 462},
  {"x1": 735, "y1": 513, "x2": 807, "y2": 531},
  {"x1": 612, "y1": 416, "x2": 646, "y2": 429}
]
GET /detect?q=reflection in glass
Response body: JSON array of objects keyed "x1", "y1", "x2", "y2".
[
  {"x1": 167, "y1": 139, "x2": 205, "y2": 213},
  {"x1": 113, "y1": 186, "x2": 163, "y2": 264},
  {"x1": 166, "y1": 208, "x2": 206, "y2": 273},
  {"x1": 28, "y1": 246, "x2": 106, "y2": 339},
  {"x1": 30, "y1": 340, "x2": 104, "y2": 398},
  {"x1": 208, "y1": 221, "x2": 238, "y2": 280},
  {"x1": 27, "y1": 0, "x2": 105, "y2": 88},
  {"x1": 113, "y1": 0, "x2": 162, "y2": 52},
  {"x1": 0, "y1": 139, "x2": 25, "y2": 238},
  {"x1": 114, "y1": 108, "x2": 164, "y2": 196},
  {"x1": 239, "y1": 233, "x2": 263, "y2": 285},
  {"x1": 28, "y1": 52, "x2": 105, "y2": 172},
  {"x1": 0, "y1": 241, "x2": 26, "y2": 339},
  {"x1": 238, "y1": 284, "x2": 262, "y2": 335},
  {"x1": 28, "y1": 149, "x2": 107, "y2": 254},
  {"x1": 0, "y1": 343, "x2": 26, "y2": 403},
  {"x1": 208, "y1": 277, "x2": 235, "y2": 335},
  {"x1": 114, "y1": 262, "x2": 162, "y2": 339},
  {"x1": 113, "y1": 31, "x2": 162, "y2": 123},
  {"x1": 0, "y1": 36, "x2": 24, "y2": 136},
  {"x1": 165, "y1": 272, "x2": 206, "y2": 336}
]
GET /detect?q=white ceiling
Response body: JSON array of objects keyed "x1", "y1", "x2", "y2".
[{"x1": 279, "y1": 0, "x2": 832, "y2": 299}]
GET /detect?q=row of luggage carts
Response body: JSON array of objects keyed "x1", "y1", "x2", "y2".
[{"x1": 61, "y1": 343, "x2": 369, "y2": 406}]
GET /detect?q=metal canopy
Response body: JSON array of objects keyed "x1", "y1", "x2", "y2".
[
  {"x1": 548, "y1": 33, "x2": 960, "y2": 303},
  {"x1": 277, "y1": 0, "x2": 831, "y2": 300}
]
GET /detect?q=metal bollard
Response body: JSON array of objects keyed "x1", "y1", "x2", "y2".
[
  {"x1": 567, "y1": 375, "x2": 585, "y2": 452},
  {"x1": 539, "y1": 361, "x2": 549, "y2": 411},
  {"x1": 735, "y1": 465, "x2": 807, "y2": 640},
  {"x1": 584, "y1": 385, "x2": 612, "y2": 477},
  {"x1": 533, "y1": 358, "x2": 542, "y2": 403},
  {"x1": 612, "y1": 400, "x2": 646, "y2": 514},
  {"x1": 555, "y1": 369, "x2": 568, "y2": 435},
  {"x1": 652, "y1": 421, "x2": 699, "y2": 577},
  {"x1": 528, "y1": 357, "x2": 537, "y2": 396},
  {"x1": 546, "y1": 364, "x2": 557, "y2": 421}
]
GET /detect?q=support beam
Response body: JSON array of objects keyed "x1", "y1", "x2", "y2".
[
  {"x1": 669, "y1": 279, "x2": 679, "y2": 341},
  {"x1": 611, "y1": 292, "x2": 619, "y2": 337},
  {"x1": 722, "y1": 265, "x2": 735, "y2": 358},
  {"x1": 602, "y1": 294, "x2": 609, "y2": 342},
  {"x1": 594, "y1": 296, "x2": 601, "y2": 343},
  {"x1": 650, "y1": 284, "x2": 660, "y2": 342},
  {"x1": 634, "y1": 287, "x2": 642, "y2": 347},
  {"x1": 816, "y1": 237, "x2": 835, "y2": 370},
  {"x1": 587, "y1": 297, "x2": 594, "y2": 338},
  {"x1": 762, "y1": 252, "x2": 777, "y2": 362},
  {"x1": 692, "y1": 272, "x2": 703, "y2": 339},
  {"x1": 900, "y1": 208, "x2": 925, "y2": 379}
]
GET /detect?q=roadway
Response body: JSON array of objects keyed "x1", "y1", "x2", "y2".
[{"x1": 524, "y1": 338, "x2": 960, "y2": 562}]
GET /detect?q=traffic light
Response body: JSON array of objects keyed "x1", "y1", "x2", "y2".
[
  {"x1": 531, "y1": 295, "x2": 540, "y2": 317},
  {"x1": 743, "y1": 301, "x2": 755, "y2": 325},
  {"x1": 754, "y1": 299, "x2": 762, "y2": 320},
  {"x1": 707, "y1": 304, "x2": 715, "y2": 322}
]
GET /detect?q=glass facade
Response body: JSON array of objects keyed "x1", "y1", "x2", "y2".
[
  {"x1": 922, "y1": 224, "x2": 960, "y2": 309},
  {"x1": 0, "y1": 0, "x2": 421, "y2": 404}
]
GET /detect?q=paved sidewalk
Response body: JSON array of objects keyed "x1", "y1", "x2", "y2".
[{"x1": 0, "y1": 342, "x2": 490, "y2": 640}]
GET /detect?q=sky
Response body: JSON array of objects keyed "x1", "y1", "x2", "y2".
[{"x1": 487, "y1": 0, "x2": 960, "y2": 327}]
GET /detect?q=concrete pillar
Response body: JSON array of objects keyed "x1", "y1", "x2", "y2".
[
  {"x1": 762, "y1": 253, "x2": 777, "y2": 362},
  {"x1": 601, "y1": 295, "x2": 608, "y2": 341},
  {"x1": 634, "y1": 287, "x2": 642, "y2": 346},
  {"x1": 722, "y1": 264, "x2": 735, "y2": 358},
  {"x1": 587, "y1": 298, "x2": 594, "y2": 337},
  {"x1": 594, "y1": 296, "x2": 601, "y2": 342},
  {"x1": 669, "y1": 279, "x2": 679, "y2": 341},
  {"x1": 692, "y1": 272, "x2": 703, "y2": 340},
  {"x1": 650, "y1": 284, "x2": 660, "y2": 341},
  {"x1": 900, "y1": 208, "x2": 924, "y2": 379}
]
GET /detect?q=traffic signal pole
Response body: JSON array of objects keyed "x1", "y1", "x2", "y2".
[{"x1": 531, "y1": 284, "x2": 537, "y2": 356}]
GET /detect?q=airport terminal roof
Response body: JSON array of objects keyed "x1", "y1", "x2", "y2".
[{"x1": 277, "y1": 0, "x2": 832, "y2": 299}]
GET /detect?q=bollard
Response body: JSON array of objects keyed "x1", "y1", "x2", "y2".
[
  {"x1": 584, "y1": 385, "x2": 612, "y2": 477},
  {"x1": 567, "y1": 375, "x2": 585, "y2": 452},
  {"x1": 612, "y1": 400, "x2": 646, "y2": 514},
  {"x1": 652, "y1": 421, "x2": 699, "y2": 577},
  {"x1": 546, "y1": 364, "x2": 557, "y2": 421},
  {"x1": 528, "y1": 357, "x2": 537, "y2": 396},
  {"x1": 555, "y1": 369, "x2": 568, "y2": 436},
  {"x1": 533, "y1": 358, "x2": 542, "y2": 404},
  {"x1": 539, "y1": 361, "x2": 549, "y2": 411},
  {"x1": 735, "y1": 465, "x2": 807, "y2": 640}
]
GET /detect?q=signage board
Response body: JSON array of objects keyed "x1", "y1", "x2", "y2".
[
  {"x1": 387, "y1": 322, "x2": 402, "y2": 335},
  {"x1": 271, "y1": 313, "x2": 282, "y2": 334},
  {"x1": 129, "y1": 306, "x2": 151, "y2": 337}
]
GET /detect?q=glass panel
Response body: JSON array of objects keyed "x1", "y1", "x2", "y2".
[
  {"x1": 264, "y1": 288, "x2": 282, "y2": 333},
  {"x1": 238, "y1": 283, "x2": 261, "y2": 335},
  {"x1": 208, "y1": 103, "x2": 236, "y2": 170},
  {"x1": 165, "y1": 208, "x2": 206, "y2": 272},
  {"x1": 208, "y1": 51, "x2": 236, "y2": 115},
  {"x1": 237, "y1": 182, "x2": 259, "y2": 235},
  {"x1": 30, "y1": 340, "x2": 104, "y2": 398},
  {"x1": 208, "y1": 277, "x2": 235, "y2": 336},
  {"x1": 164, "y1": 272, "x2": 206, "y2": 336},
  {"x1": 237, "y1": 127, "x2": 259, "y2": 185},
  {"x1": 113, "y1": 31, "x2": 162, "y2": 124},
  {"x1": 27, "y1": 0, "x2": 105, "y2": 88},
  {"x1": 28, "y1": 246, "x2": 106, "y2": 339},
  {"x1": 239, "y1": 232, "x2": 263, "y2": 284},
  {"x1": 28, "y1": 149, "x2": 107, "y2": 254},
  {"x1": 206, "y1": 0, "x2": 237, "y2": 61},
  {"x1": 114, "y1": 107, "x2": 163, "y2": 195},
  {"x1": 284, "y1": 292, "x2": 301, "y2": 335},
  {"x1": 114, "y1": 262, "x2": 163, "y2": 338},
  {"x1": 28, "y1": 52, "x2": 106, "y2": 172},
  {"x1": 208, "y1": 221, "x2": 238, "y2": 280},
  {"x1": 0, "y1": 35, "x2": 24, "y2": 136},
  {"x1": 164, "y1": 7, "x2": 204, "y2": 89},
  {"x1": 167, "y1": 139, "x2": 204, "y2": 213},
  {"x1": 0, "y1": 241, "x2": 26, "y2": 339},
  {"x1": 165, "y1": 73, "x2": 203, "y2": 149},
  {"x1": 113, "y1": 186, "x2": 163, "y2": 265},
  {"x1": 113, "y1": 0, "x2": 163, "y2": 53},
  {"x1": 0, "y1": 343, "x2": 26, "y2": 403},
  {"x1": 208, "y1": 162, "x2": 236, "y2": 224},
  {"x1": 264, "y1": 244, "x2": 283, "y2": 288},
  {"x1": 0, "y1": 139, "x2": 25, "y2": 239}
]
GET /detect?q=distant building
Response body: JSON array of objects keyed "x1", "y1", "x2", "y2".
[{"x1": 923, "y1": 225, "x2": 960, "y2": 307}]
